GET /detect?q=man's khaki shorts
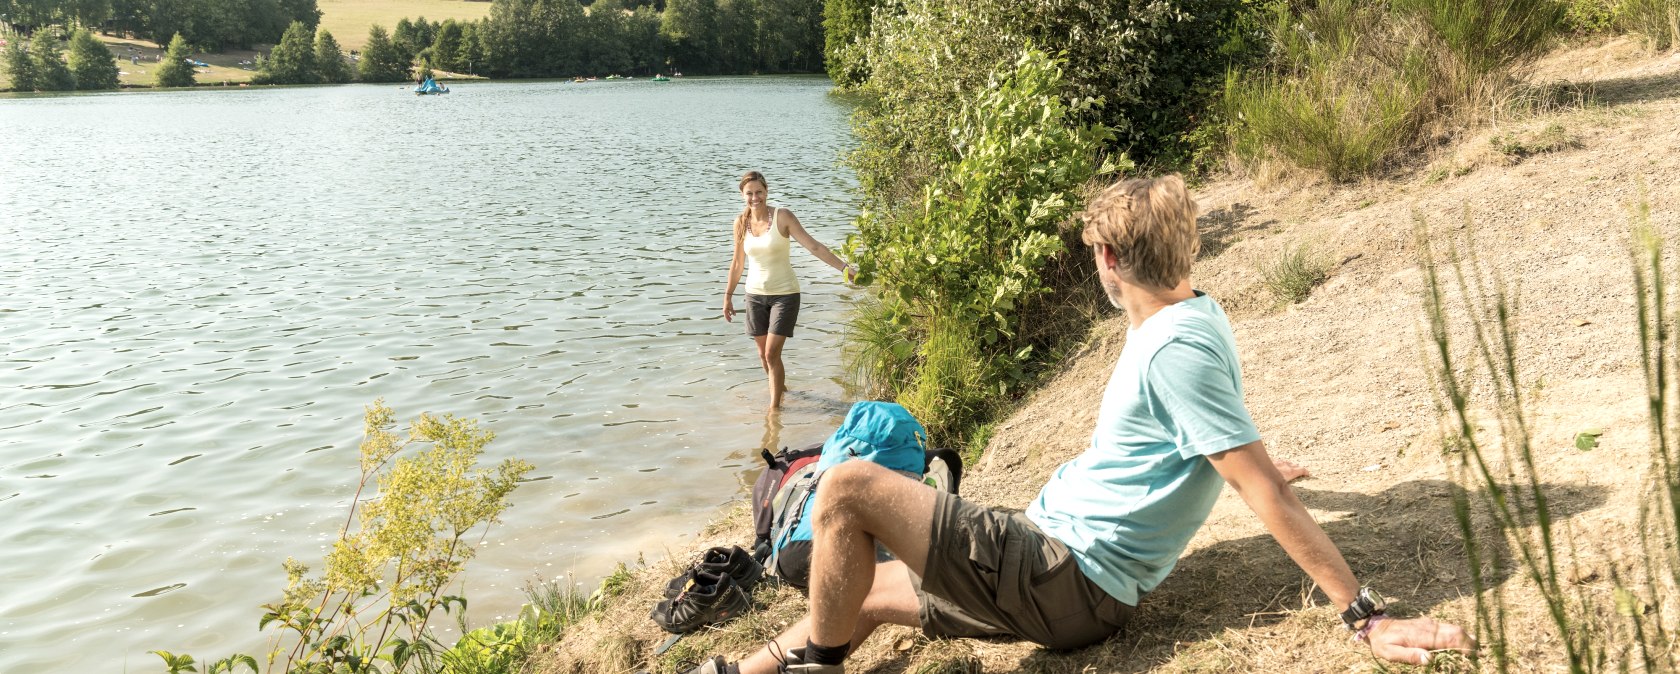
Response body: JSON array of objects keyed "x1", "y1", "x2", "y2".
[{"x1": 914, "y1": 490, "x2": 1134, "y2": 649}]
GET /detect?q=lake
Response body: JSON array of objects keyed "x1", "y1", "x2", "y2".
[{"x1": 0, "y1": 76, "x2": 858, "y2": 671}]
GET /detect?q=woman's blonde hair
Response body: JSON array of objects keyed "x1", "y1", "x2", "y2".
[
  {"x1": 734, "y1": 171, "x2": 769, "y2": 238},
  {"x1": 1079, "y1": 174, "x2": 1200, "y2": 289}
]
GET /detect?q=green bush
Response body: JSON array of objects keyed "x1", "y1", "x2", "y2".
[
  {"x1": 150, "y1": 400, "x2": 533, "y2": 674},
  {"x1": 1227, "y1": 0, "x2": 1433, "y2": 180},
  {"x1": 153, "y1": 33, "x2": 197, "y2": 88},
  {"x1": 1621, "y1": 0, "x2": 1680, "y2": 51},
  {"x1": 68, "y1": 30, "x2": 118, "y2": 90},
  {"x1": 850, "y1": 0, "x2": 1270, "y2": 208},
  {"x1": 28, "y1": 30, "x2": 75, "y2": 91},
  {"x1": 4, "y1": 39, "x2": 36, "y2": 91},
  {"x1": 256, "y1": 21, "x2": 321, "y2": 85},
  {"x1": 1227, "y1": 0, "x2": 1565, "y2": 181},
  {"x1": 1563, "y1": 0, "x2": 1619, "y2": 32},
  {"x1": 846, "y1": 49, "x2": 1114, "y2": 444}
]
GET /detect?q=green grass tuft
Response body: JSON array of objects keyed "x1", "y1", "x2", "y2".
[{"x1": 1260, "y1": 243, "x2": 1332, "y2": 305}]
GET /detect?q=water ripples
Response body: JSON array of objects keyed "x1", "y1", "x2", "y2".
[{"x1": 0, "y1": 76, "x2": 857, "y2": 671}]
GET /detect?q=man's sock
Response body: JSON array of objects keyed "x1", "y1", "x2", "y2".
[{"x1": 803, "y1": 639, "x2": 850, "y2": 666}]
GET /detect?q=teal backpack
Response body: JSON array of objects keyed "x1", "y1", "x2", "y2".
[{"x1": 767, "y1": 401, "x2": 946, "y2": 588}]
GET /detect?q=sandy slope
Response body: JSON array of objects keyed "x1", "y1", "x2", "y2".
[{"x1": 533, "y1": 37, "x2": 1680, "y2": 673}]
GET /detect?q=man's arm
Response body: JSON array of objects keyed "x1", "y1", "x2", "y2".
[{"x1": 1208, "y1": 439, "x2": 1475, "y2": 665}]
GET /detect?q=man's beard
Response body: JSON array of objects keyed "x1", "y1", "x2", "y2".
[{"x1": 1102, "y1": 274, "x2": 1124, "y2": 310}]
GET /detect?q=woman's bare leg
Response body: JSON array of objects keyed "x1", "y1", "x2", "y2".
[{"x1": 765, "y1": 334, "x2": 787, "y2": 409}]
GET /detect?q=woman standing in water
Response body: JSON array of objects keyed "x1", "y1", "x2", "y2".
[{"x1": 723, "y1": 171, "x2": 854, "y2": 409}]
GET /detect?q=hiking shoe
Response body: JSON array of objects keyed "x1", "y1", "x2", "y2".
[
  {"x1": 650, "y1": 569, "x2": 752, "y2": 634},
  {"x1": 663, "y1": 545, "x2": 763, "y2": 598}
]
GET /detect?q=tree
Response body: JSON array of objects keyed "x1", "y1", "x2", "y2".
[
  {"x1": 30, "y1": 30, "x2": 76, "y2": 91},
  {"x1": 430, "y1": 19, "x2": 464, "y2": 71},
  {"x1": 456, "y1": 19, "x2": 487, "y2": 74},
  {"x1": 392, "y1": 16, "x2": 421, "y2": 56},
  {"x1": 68, "y1": 29, "x2": 119, "y2": 89},
  {"x1": 153, "y1": 32, "x2": 196, "y2": 87},
  {"x1": 313, "y1": 28, "x2": 351, "y2": 83},
  {"x1": 822, "y1": 0, "x2": 877, "y2": 85},
  {"x1": 4, "y1": 39, "x2": 37, "y2": 92},
  {"x1": 660, "y1": 0, "x2": 719, "y2": 73},
  {"x1": 357, "y1": 25, "x2": 412, "y2": 82},
  {"x1": 258, "y1": 20, "x2": 319, "y2": 83},
  {"x1": 279, "y1": 0, "x2": 319, "y2": 29}
]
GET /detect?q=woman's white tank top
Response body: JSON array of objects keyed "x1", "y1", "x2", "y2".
[{"x1": 744, "y1": 207, "x2": 800, "y2": 295}]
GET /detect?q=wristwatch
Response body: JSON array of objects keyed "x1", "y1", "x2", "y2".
[{"x1": 1341, "y1": 587, "x2": 1387, "y2": 631}]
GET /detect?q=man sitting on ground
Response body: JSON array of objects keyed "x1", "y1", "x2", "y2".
[{"x1": 689, "y1": 175, "x2": 1476, "y2": 674}]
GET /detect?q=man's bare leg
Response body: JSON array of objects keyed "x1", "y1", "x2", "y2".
[
  {"x1": 736, "y1": 561, "x2": 921, "y2": 674},
  {"x1": 804, "y1": 461, "x2": 938, "y2": 652}
]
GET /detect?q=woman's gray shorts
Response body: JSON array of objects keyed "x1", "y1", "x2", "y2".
[{"x1": 745, "y1": 293, "x2": 800, "y2": 338}]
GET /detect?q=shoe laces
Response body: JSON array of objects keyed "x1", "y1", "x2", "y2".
[{"x1": 768, "y1": 640, "x2": 790, "y2": 672}]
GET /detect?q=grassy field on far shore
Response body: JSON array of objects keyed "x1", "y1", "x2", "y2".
[
  {"x1": 1, "y1": 0, "x2": 490, "y2": 90},
  {"x1": 319, "y1": 0, "x2": 493, "y2": 50}
]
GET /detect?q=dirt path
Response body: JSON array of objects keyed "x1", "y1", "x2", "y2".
[{"x1": 534, "y1": 37, "x2": 1680, "y2": 674}]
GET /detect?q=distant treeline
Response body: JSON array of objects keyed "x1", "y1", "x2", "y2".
[
  {"x1": 3, "y1": 0, "x2": 821, "y2": 78},
  {"x1": 409, "y1": 0, "x2": 823, "y2": 78},
  {"x1": 3, "y1": 0, "x2": 321, "y2": 49}
]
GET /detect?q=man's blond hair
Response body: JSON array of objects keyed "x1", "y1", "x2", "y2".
[{"x1": 1079, "y1": 175, "x2": 1200, "y2": 289}]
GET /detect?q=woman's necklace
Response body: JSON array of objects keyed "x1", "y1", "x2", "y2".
[{"x1": 750, "y1": 207, "x2": 773, "y2": 236}]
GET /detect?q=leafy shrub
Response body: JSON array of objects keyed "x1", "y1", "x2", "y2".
[
  {"x1": 845, "y1": 49, "x2": 1113, "y2": 444},
  {"x1": 150, "y1": 400, "x2": 533, "y2": 673},
  {"x1": 1563, "y1": 0, "x2": 1619, "y2": 32},
  {"x1": 1621, "y1": 0, "x2": 1680, "y2": 51},
  {"x1": 850, "y1": 0, "x2": 1270, "y2": 209}
]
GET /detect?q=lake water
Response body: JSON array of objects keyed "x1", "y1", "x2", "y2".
[{"x1": 0, "y1": 77, "x2": 859, "y2": 671}]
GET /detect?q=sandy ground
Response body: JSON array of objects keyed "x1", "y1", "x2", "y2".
[{"x1": 531, "y1": 37, "x2": 1680, "y2": 674}]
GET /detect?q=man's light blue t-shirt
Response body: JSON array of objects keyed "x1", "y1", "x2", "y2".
[{"x1": 1026, "y1": 291, "x2": 1260, "y2": 606}]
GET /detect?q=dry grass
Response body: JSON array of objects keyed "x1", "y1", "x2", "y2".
[
  {"x1": 530, "y1": 35, "x2": 1680, "y2": 674},
  {"x1": 318, "y1": 0, "x2": 492, "y2": 50}
]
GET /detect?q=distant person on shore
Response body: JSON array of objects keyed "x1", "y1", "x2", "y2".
[
  {"x1": 686, "y1": 175, "x2": 1475, "y2": 674},
  {"x1": 722, "y1": 170, "x2": 854, "y2": 410}
]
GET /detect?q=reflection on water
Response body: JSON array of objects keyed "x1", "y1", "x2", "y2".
[{"x1": 0, "y1": 77, "x2": 856, "y2": 671}]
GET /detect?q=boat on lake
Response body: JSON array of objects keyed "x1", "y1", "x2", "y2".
[
  {"x1": 651, "y1": 75, "x2": 671, "y2": 82},
  {"x1": 415, "y1": 77, "x2": 449, "y2": 95}
]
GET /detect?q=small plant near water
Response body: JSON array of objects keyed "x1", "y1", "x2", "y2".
[
  {"x1": 149, "y1": 400, "x2": 535, "y2": 673},
  {"x1": 1420, "y1": 195, "x2": 1680, "y2": 672},
  {"x1": 1260, "y1": 242, "x2": 1331, "y2": 305}
]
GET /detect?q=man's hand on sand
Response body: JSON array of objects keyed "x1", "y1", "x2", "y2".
[
  {"x1": 1367, "y1": 615, "x2": 1477, "y2": 665},
  {"x1": 1272, "y1": 457, "x2": 1310, "y2": 482}
]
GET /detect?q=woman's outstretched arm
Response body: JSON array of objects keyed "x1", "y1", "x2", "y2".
[{"x1": 782, "y1": 209, "x2": 853, "y2": 279}]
